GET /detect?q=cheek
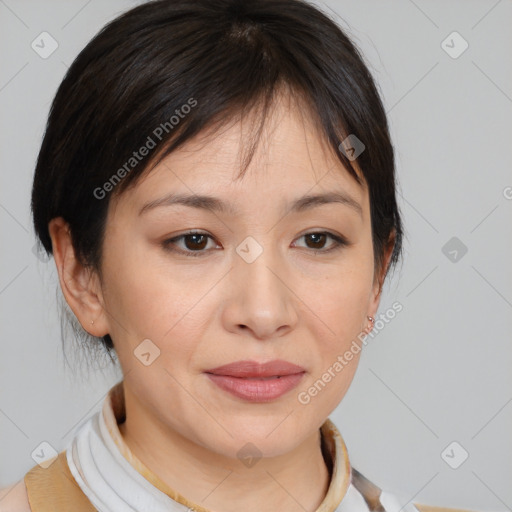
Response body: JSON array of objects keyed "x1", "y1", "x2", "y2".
[
  {"x1": 99, "y1": 239, "x2": 176, "y2": 343},
  {"x1": 291, "y1": 253, "x2": 372, "y2": 411},
  {"x1": 296, "y1": 254, "x2": 373, "y2": 340},
  {"x1": 304, "y1": 281, "x2": 367, "y2": 384},
  {"x1": 101, "y1": 240, "x2": 214, "y2": 371},
  {"x1": 296, "y1": 278, "x2": 367, "y2": 414}
]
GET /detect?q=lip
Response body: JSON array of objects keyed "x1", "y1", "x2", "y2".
[{"x1": 204, "y1": 359, "x2": 306, "y2": 402}]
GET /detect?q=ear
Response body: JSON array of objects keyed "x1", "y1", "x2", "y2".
[
  {"x1": 366, "y1": 230, "x2": 396, "y2": 322},
  {"x1": 48, "y1": 217, "x2": 109, "y2": 338}
]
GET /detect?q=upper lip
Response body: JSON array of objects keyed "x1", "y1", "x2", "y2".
[{"x1": 205, "y1": 359, "x2": 306, "y2": 378}]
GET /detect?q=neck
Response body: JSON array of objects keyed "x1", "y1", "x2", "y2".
[{"x1": 118, "y1": 386, "x2": 331, "y2": 512}]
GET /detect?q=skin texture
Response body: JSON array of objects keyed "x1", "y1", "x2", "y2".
[
  {"x1": 0, "y1": 480, "x2": 31, "y2": 512},
  {"x1": 49, "y1": 91, "x2": 394, "y2": 512}
]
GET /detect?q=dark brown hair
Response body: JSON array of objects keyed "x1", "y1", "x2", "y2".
[{"x1": 31, "y1": 0, "x2": 404, "y2": 358}]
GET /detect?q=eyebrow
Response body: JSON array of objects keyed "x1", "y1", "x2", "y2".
[{"x1": 138, "y1": 191, "x2": 362, "y2": 218}]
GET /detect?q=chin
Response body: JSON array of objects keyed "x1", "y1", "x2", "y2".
[{"x1": 199, "y1": 414, "x2": 312, "y2": 460}]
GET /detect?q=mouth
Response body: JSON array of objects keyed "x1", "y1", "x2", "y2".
[
  {"x1": 204, "y1": 359, "x2": 306, "y2": 402},
  {"x1": 235, "y1": 375, "x2": 285, "y2": 380}
]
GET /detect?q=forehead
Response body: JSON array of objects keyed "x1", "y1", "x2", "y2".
[{"x1": 111, "y1": 92, "x2": 367, "y2": 217}]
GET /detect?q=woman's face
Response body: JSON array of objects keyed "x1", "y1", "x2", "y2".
[{"x1": 96, "y1": 94, "x2": 385, "y2": 459}]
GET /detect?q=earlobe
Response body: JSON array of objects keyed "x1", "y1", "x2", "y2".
[{"x1": 48, "y1": 217, "x2": 109, "y2": 337}]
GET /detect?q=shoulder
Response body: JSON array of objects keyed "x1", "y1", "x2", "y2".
[
  {"x1": 0, "y1": 479, "x2": 32, "y2": 512},
  {"x1": 19, "y1": 450, "x2": 95, "y2": 512},
  {"x1": 1, "y1": 451, "x2": 95, "y2": 512},
  {"x1": 414, "y1": 504, "x2": 480, "y2": 512}
]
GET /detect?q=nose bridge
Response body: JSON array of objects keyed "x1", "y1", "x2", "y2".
[
  {"x1": 235, "y1": 234, "x2": 283, "y2": 299},
  {"x1": 228, "y1": 233, "x2": 297, "y2": 336}
]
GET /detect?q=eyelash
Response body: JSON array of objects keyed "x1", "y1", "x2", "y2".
[{"x1": 161, "y1": 230, "x2": 349, "y2": 258}]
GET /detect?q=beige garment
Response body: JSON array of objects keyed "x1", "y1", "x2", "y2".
[{"x1": 23, "y1": 381, "x2": 477, "y2": 512}]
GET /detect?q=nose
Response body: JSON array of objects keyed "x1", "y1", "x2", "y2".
[{"x1": 221, "y1": 241, "x2": 299, "y2": 341}]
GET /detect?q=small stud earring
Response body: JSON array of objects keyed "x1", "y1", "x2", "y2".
[
  {"x1": 91, "y1": 320, "x2": 94, "y2": 325},
  {"x1": 365, "y1": 315, "x2": 375, "y2": 334}
]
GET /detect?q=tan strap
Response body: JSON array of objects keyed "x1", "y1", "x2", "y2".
[
  {"x1": 414, "y1": 503, "x2": 478, "y2": 512},
  {"x1": 24, "y1": 450, "x2": 96, "y2": 512}
]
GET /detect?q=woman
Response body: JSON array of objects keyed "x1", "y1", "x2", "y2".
[{"x1": 0, "y1": 0, "x2": 479, "y2": 510}]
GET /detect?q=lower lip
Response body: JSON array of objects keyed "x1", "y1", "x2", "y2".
[{"x1": 206, "y1": 372, "x2": 305, "y2": 402}]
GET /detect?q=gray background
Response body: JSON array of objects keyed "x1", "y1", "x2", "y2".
[{"x1": 1, "y1": 0, "x2": 511, "y2": 510}]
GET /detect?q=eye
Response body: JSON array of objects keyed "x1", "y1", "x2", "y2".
[
  {"x1": 162, "y1": 230, "x2": 349, "y2": 257},
  {"x1": 162, "y1": 230, "x2": 219, "y2": 257},
  {"x1": 292, "y1": 231, "x2": 349, "y2": 253}
]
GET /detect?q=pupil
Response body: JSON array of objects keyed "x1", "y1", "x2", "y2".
[
  {"x1": 186, "y1": 234, "x2": 206, "y2": 250},
  {"x1": 308, "y1": 233, "x2": 325, "y2": 249}
]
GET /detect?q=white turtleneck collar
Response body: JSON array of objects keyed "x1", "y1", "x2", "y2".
[{"x1": 64, "y1": 380, "x2": 420, "y2": 512}]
